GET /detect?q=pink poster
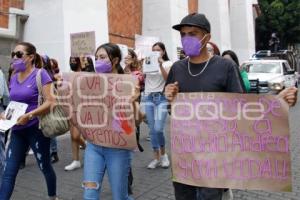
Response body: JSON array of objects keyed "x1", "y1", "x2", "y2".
[
  {"x1": 171, "y1": 92, "x2": 291, "y2": 192},
  {"x1": 57, "y1": 72, "x2": 138, "y2": 150}
]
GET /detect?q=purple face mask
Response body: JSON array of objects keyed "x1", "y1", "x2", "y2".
[
  {"x1": 12, "y1": 58, "x2": 27, "y2": 73},
  {"x1": 181, "y1": 35, "x2": 207, "y2": 57},
  {"x1": 95, "y1": 60, "x2": 112, "y2": 73}
]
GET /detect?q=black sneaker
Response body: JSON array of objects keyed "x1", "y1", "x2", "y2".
[{"x1": 19, "y1": 161, "x2": 25, "y2": 170}]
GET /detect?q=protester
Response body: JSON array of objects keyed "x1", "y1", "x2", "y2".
[
  {"x1": 0, "y1": 66, "x2": 9, "y2": 184},
  {"x1": 50, "y1": 58, "x2": 62, "y2": 82},
  {"x1": 64, "y1": 57, "x2": 86, "y2": 171},
  {"x1": 222, "y1": 50, "x2": 251, "y2": 92},
  {"x1": 206, "y1": 41, "x2": 220, "y2": 56},
  {"x1": 166, "y1": 12, "x2": 245, "y2": 200},
  {"x1": 81, "y1": 56, "x2": 95, "y2": 72},
  {"x1": 0, "y1": 42, "x2": 58, "y2": 200},
  {"x1": 165, "y1": 12, "x2": 297, "y2": 200},
  {"x1": 124, "y1": 48, "x2": 145, "y2": 194},
  {"x1": 42, "y1": 55, "x2": 60, "y2": 163},
  {"x1": 143, "y1": 42, "x2": 172, "y2": 169},
  {"x1": 82, "y1": 43, "x2": 136, "y2": 200}
]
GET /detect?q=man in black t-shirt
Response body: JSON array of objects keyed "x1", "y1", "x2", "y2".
[{"x1": 164, "y1": 13, "x2": 297, "y2": 200}]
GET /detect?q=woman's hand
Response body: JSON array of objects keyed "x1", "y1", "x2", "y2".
[
  {"x1": 130, "y1": 85, "x2": 141, "y2": 103},
  {"x1": 16, "y1": 113, "x2": 30, "y2": 125},
  {"x1": 0, "y1": 112, "x2": 6, "y2": 120},
  {"x1": 158, "y1": 56, "x2": 164, "y2": 66}
]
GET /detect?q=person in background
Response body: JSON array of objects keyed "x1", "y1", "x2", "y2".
[
  {"x1": 64, "y1": 57, "x2": 86, "y2": 171},
  {"x1": 42, "y1": 55, "x2": 60, "y2": 163},
  {"x1": 124, "y1": 48, "x2": 145, "y2": 194},
  {"x1": 0, "y1": 42, "x2": 58, "y2": 200},
  {"x1": 50, "y1": 59, "x2": 62, "y2": 82},
  {"x1": 82, "y1": 43, "x2": 135, "y2": 200},
  {"x1": 144, "y1": 42, "x2": 172, "y2": 169},
  {"x1": 81, "y1": 56, "x2": 95, "y2": 72},
  {"x1": 0, "y1": 66, "x2": 9, "y2": 184},
  {"x1": 222, "y1": 50, "x2": 251, "y2": 92},
  {"x1": 206, "y1": 41, "x2": 220, "y2": 56}
]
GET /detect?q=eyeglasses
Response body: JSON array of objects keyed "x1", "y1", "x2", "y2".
[{"x1": 11, "y1": 51, "x2": 28, "y2": 59}]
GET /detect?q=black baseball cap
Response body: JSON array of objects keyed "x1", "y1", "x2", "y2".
[{"x1": 172, "y1": 13, "x2": 211, "y2": 33}]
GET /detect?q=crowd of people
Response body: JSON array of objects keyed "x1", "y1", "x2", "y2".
[{"x1": 0, "y1": 13, "x2": 298, "y2": 200}]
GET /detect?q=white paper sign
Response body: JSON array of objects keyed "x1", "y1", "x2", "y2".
[
  {"x1": 0, "y1": 101, "x2": 28, "y2": 132},
  {"x1": 118, "y1": 44, "x2": 128, "y2": 69},
  {"x1": 143, "y1": 51, "x2": 160, "y2": 73},
  {"x1": 135, "y1": 34, "x2": 159, "y2": 59}
]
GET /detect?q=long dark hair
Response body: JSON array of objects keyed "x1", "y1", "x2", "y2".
[
  {"x1": 95, "y1": 43, "x2": 124, "y2": 74},
  {"x1": 83, "y1": 56, "x2": 95, "y2": 72},
  {"x1": 42, "y1": 55, "x2": 55, "y2": 81},
  {"x1": 222, "y1": 50, "x2": 240, "y2": 66},
  {"x1": 69, "y1": 57, "x2": 81, "y2": 71},
  {"x1": 152, "y1": 42, "x2": 170, "y2": 61}
]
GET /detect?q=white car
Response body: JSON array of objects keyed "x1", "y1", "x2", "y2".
[{"x1": 241, "y1": 59, "x2": 298, "y2": 93}]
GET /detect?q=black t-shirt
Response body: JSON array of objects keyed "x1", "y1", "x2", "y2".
[{"x1": 165, "y1": 56, "x2": 245, "y2": 93}]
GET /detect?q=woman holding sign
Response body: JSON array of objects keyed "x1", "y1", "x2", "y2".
[
  {"x1": 82, "y1": 43, "x2": 137, "y2": 200},
  {"x1": 144, "y1": 42, "x2": 172, "y2": 169},
  {"x1": 0, "y1": 42, "x2": 58, "y2": 200},
  {"x1": 64, "y1": 57, "x2": 87, "y2": 171}
]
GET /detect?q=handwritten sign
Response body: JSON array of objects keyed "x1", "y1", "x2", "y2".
[
  {"x1": 57, "y1": 72, "x2": 138, "y2": 150},
  {"x1": 70, "y1": 31, "x2": 96, "y2": 57},
  {"x1": 171, "y1": 93, "x2": 291, "y2": 192}
]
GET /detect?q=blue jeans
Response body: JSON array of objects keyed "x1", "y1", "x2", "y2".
[
  {"x1": 83, "y1": 142, "x2": 133, "y2": 200},
  {"x1": 144, "y1": 92, "x2": 168, "y2": 150},
  {"x1": 50, "y1": 137, "x2": 58, "y2": 154},
  {"x1": 0, "y1": 124, "x2": 56, "y2": 199}
]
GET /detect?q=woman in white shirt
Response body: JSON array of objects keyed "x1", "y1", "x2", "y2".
[{"x1": 144, "y1": 42, "x2": 172, "y2": 169}]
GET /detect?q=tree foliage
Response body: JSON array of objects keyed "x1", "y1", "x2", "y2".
[{"x1": 256, "y1": 0, "x2": 300, "y2": 50}]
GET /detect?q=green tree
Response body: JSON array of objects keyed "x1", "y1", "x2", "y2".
[{"x1": 256, "y1": 0, "x2": 300, "y2": 50}]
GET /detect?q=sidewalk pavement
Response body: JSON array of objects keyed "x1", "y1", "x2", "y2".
[{"x1": 10, "y1": 102, "x2": 300, "y2": 200}]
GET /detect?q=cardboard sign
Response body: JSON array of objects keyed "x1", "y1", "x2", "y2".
[
  {"x1": 56, "y1": 72, "x2": 138, "y2": 150},
  {"x1": 117, "y1": 44, "x2": 128, "y2": 69},
  {"x1": 171, "y1": 93, "x2": 291, "y2": 192},
  {"x1": 70, "y1": 31, "x2": 96, "y2": 57}
]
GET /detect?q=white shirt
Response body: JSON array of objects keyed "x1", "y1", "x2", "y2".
[{"x1": 144, "y1": 61, "x2": 172, "y2": 94}]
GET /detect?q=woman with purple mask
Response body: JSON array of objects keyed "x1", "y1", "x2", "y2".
[
  {"x1": 0, "y1": 42, "x2": 58, "y2": 200},
  {"x1": 82, "y1": 43, "x2": 138, "y2": 200}
]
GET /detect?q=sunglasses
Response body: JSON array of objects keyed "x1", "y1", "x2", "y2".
[{"x1": 11, "y1": 51, "x2": 28, "y2": 59}]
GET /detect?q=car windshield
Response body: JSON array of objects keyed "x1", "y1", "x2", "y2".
[{"x1": 243, "y1": 62, "x2": 281, "y2": 73}]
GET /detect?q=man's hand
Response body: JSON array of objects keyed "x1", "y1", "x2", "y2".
[
  {"x1": 277, "y1": 87, "x2": 298, "y2": 107},
  {"x1": 165, "y1": 82, "x2": 179, "y2": 102}
]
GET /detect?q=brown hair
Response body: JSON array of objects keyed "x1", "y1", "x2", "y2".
[
  {"x1": 207, "y1": 41, "x2": 220, "y2": 56},
  {"x1": 128, "y1": 49, "x2": 140, "y2": 71}
]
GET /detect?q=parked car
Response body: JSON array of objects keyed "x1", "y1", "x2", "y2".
[
  {"x1": 251, "y1": 50, "x2": 298, "y2": 72},
  {"x1": 241, "y1": 59, "x2": 298, "y2": 93}
]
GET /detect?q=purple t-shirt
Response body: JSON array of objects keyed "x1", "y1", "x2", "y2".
[{"x1": 9, "y1": 68, "x2": 52, "y2": 130}]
